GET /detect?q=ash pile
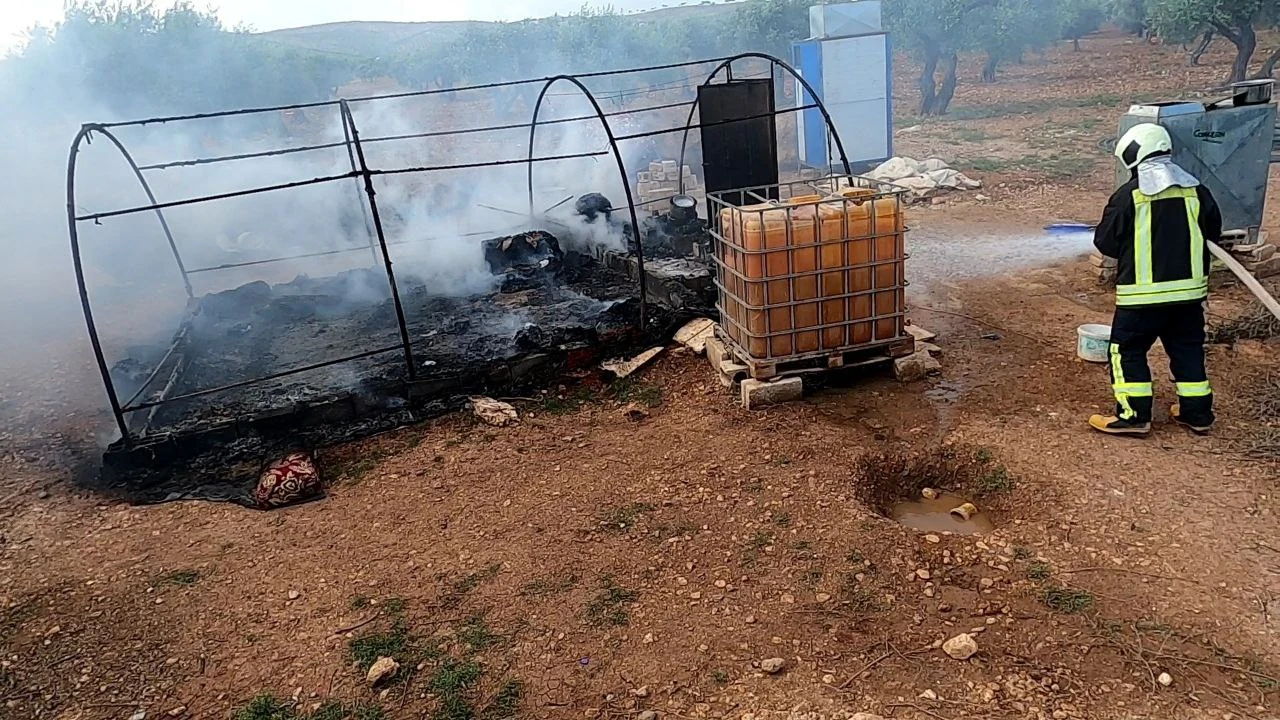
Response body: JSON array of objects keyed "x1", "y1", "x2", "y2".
[{"x1": 98, "y1": 205, "x2": 699, "y2": 506}]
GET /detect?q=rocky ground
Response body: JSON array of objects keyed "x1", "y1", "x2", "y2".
[{"x1": 3, "y1": 27, "x2": 1280, "y2": 720}]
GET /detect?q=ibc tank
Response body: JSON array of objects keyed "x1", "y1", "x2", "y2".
[{"x1": 1115, "y1": 90, "x2": 1276, "y2": 236}]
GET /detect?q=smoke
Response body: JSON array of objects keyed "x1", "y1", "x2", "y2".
[{"x1": 0, "y1": 9, "x2": 720, "y2": 462}]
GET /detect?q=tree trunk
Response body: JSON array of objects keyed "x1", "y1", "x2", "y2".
[
  {"x1": 1256, "y1": 46, "x2": 1280, "y2": 78},
  {"x1": 1188, "y1": 30, "x2": 1213, "y2": 66},
  {"x1": 981, "y1": 53, "x2": 999, "y2": 83},
  {"x1": 1223, "y1": 22, "x2": 1257, "y2": 83},
  {"x1": 936, "y1": 52, "x2": 959, "y2": 115},
  {"x1": 918, "y1": 44, "x2": 940, "y2": 116}
]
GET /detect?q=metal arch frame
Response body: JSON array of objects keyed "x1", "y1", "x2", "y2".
[
  {"x1": 66, "y1": 123, "x2": 194, "y2": 441},
  {"x1": 337, "y1": 99, "x2": 418, "y2": 380},
  {"x1": 67, "y1": 54, "x2": 844, "y2": 445},
  {"x1": 337, "y1": 104, "x2": 380, "y2": 265},
  {"x1": 525, "y1": 74, "x2": 649, "y2": 326},
  {"x1": 68, "y1": 125, "x2": 194, "y2": 297},
  {"x1": 676, "y1": 52, "x2": 854, "y2": 195}
]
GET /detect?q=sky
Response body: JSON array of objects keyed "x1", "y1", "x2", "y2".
[{"x1": 0, "y1": 0, "x2": 703, "y2": 52}]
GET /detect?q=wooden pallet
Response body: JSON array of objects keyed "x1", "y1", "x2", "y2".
[{"x1": 721, "y1": 334, "x2": 916, "y2": 381}]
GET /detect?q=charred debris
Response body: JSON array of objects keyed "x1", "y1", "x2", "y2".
[{"x1": 97, "y1": 197, "x2": 713, "y2": 505}]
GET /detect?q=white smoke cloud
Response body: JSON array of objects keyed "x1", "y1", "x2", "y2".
[{"x1": 0, "y1": 37, "x2": 714, "y2": 457}]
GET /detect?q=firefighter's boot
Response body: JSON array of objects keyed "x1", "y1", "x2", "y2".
[
  {"x1": 1088, "y1": 414, "x2": 1152, "y2": 436},
  {"x1": 1170, "y1": 404, "x2": 1212, "y2": 435}
]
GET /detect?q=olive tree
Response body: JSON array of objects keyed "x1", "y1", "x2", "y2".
[
  {"x1": 1148, "y1": 0, "x2": 1280, "y2": 82},
  {"x1": 885, "y1": 0, "x2": 998, "y2": 114},
  {"x1": 973, "y1": 0, "x2": 1064, "y2": 82},
  {"x1": 1110, "y1": 0, "x2": 1151, "y2": 35},
  {"x1": 1062, "y1": 0, "x2": 1108, "y2": 50},
  {"x1": 887, "y1": 0, "x2": 1080, "y2": 110}
]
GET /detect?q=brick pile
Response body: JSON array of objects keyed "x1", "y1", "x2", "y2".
[{"x1": 636, "y1": 160, "x2": 699, "y2": 206}]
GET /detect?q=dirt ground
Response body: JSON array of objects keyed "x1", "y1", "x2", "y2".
[{"x1": 3, "y1": 29, "x2": 1280, "y2": 720}]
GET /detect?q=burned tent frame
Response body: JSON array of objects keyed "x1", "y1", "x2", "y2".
[{"x1": 66, "y1": 52, "x2": 854, "y2": 445}]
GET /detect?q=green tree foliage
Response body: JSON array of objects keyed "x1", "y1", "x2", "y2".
[
  {"x1": 731, "y1": 0, "x2": 813, "y2": 59},
  {"x1": 6, "y1": 0, "x2": 358, "y2": 119},
  {"x1": 971, "y1": 0, "x2": 1064, "y2": 82},
  {"x1": 0, "y1": 0, "x2": 1130, "y2": 127},
  {"x1": 1147, "y1": 0, "x2": 1280, "y2": 82},
  {"x1": 887, "y1": 0, "x2": 1085, "y2": 113},
  {"x1": 885, "y1": 0, "x2": 987, "y2": 115},
  {"x1": 1109, "y1": 0, "x2": 1150, "y2": 35},
  {"x1": 2, "y1": 0, "x2": 826, "y2": 120},
  {"x1": 1061, "y1": 0, "x2": 1108, "y2": 50}
]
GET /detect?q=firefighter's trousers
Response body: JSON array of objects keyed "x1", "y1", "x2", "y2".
[{"x1": 1108, "y1": 302, "x2": 1214, "y2": 426}]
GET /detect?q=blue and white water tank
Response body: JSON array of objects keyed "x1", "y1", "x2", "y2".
[{"x1": 792, "y1": 1, "x2": 893, "y2": 172}]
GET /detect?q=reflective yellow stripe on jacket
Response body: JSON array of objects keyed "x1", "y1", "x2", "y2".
[{"x1": 1118, "y1": 187, "x2": 1208, "y2": 307}]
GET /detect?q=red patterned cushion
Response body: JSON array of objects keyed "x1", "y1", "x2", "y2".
[{"x1": 254, "y1": 452, "x2": 323, "y2": 509}]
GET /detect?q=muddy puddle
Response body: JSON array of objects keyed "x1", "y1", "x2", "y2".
[{"x1": 891, "y1": 493, "x2": 994, "y2": 534}]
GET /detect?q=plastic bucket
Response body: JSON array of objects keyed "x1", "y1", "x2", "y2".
[{"x1": 1077, "y1": 324, "x2": 1111, "y2": 363}]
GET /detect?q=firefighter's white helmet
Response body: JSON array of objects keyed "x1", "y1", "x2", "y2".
[{"x1": 1114, "y1": 123, "x2": 1173, "y2": 170}]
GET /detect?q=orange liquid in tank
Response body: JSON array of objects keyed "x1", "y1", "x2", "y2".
[{"x1": 718, "y1": 188, "x2": 905, "y2": 360}]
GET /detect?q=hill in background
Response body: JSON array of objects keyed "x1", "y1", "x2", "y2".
[{"x1": 257, "y1": 2, "x2": 743, "y2": 58}]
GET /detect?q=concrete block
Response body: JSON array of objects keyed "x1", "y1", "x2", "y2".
[
  {"x1": 1246, "y1": 255, "x2": 1280, "y2": 279},
  {"x1": 741, "y1": 377, "x2": 804, "y2": 410},
  {"x1": 718, "y1": 360, "x2": 749, "y2": 388},
  {"x1": 894, "y1": 350, "x2": 942, "y2": 383},
  {"x1": 705, "y1": 335, "x2": 730, "y2": 369},
  {"x1": 1249, "y1": 244, "x2": 1277, "y2": 262},
  {"x1": 1089, "y1": 252, "x2": 1118, "y2": 268}
]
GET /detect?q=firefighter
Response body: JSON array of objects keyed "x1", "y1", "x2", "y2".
[{"x1": 1089, "y1": 122, "x2": 1222, "y2": 436}]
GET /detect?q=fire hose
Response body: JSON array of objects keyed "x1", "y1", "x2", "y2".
[{"x1": 1207, "y1": 240, "x2": 1280, "y2": 323}]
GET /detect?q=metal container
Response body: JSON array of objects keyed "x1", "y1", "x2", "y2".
[
  {"x1": 709, "y1": 175, "x2": 908, "y2": 364},
  {"x1": 1231, "y1": 79, "x2": 1274, "y2": 105},
  {"x1": 669, "y1": 194, "x2": 698, "y2": 223},
  {"x1": 1116, "y1": 99, "x2": 1277, "y2": 235},
  {"x1": 809, "y1": 1, "x2": 883, "y2": 38}
]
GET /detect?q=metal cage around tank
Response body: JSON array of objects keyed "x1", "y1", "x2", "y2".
[
  {"x1": 708, "y1": 175, "x2": 911, "y2": 372},
  {"x1": 66, "y1": 52, "x2": 858, "y2": 446}
]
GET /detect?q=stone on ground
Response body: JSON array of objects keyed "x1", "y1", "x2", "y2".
[
  {"x1": 894, "y1": 350, "x2": 942, "y2": 382},
  {"x1": 674, "y1": 318, "x2": 716, "y2": 355},
  {"x1": 367, "y1": 656, "x2": 400, "y2": 687},
  {"x1": 760, "y1": 657, "x2": 786, "y2": 674},
  {"x1": 471, "y1": 397, "x2": 518, "y2": 426},
  {"x1": 905, "y1": 324, "x2": 937, "y2": 342},
  {"x1": 942, "y1": 633, "x2": 978, "y2": 660},
  {"x1": 602, "y1": 346, "x2": 664, "y2": 378}
]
